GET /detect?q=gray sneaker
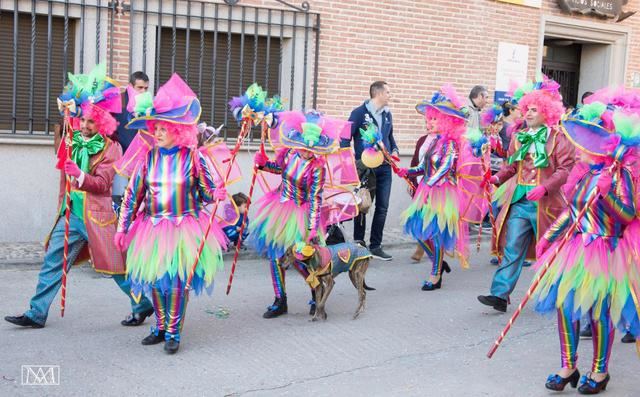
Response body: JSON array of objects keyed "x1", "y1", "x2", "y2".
[{"x1": 370, "y1": 247, "x2": 392, "y2": 261}]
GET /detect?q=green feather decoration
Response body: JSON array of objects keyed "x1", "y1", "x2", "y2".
[
  {"x1": 134, "y1": 92, "x2": 154, "y2": 115},
  {"x1": 246, "y1": 83, "x2": 268, "y2": 103},
  {"x1": 67, "y1": 63, "x2": 107, "y2": 98},
  {"x1": 465, "y1": 127, "x2": 483, "y2": 143},
  {"x1": 359, "y1": 123, "x2": 380, "y2": 147},
  {"x1": 578, "y1": 102, "x2": 607, "y2": 122},
  {"x1": 613, "y1": 111, "x2": 640, "y2": 140},
  {"x1": 301, "y1": 122, "x2": 322, "y2": 146}
]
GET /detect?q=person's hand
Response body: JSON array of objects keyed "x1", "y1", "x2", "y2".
[
  {"x1": 407, "y1": 186, "x2": 416, "y2": 197},
  {"x1": 236, "y1": 226, "x2": 242, "y2": 232},
  {"x1": 113, "y1": 232, "x2": 126, "y2": 251},
  {"x1": 480, "y1": 171, "x2": 493, "y2": 188},
  {"x1": 64, "y1": 159, "x2": 82, "y2": 178},
  {"x1": 396, "y1": 167, "x2": 408, "y2": 178},
  {"x1": 597, "y1": 171, "x2": 614, "y2": 196},
  {"x1": 214, "y1": 186, "x2": 227, "y2": 201},
  {"x1": 391, "y1": 150, "x2": 400, "y2": 162},
  {"x1": 536, "y1": 237, "x2": 550, "y2": 259},
  {"x1": 526, "y1": 185, "x2": 547, "y2": 201},
  {"x1": 254, "y1": 147, "x2": 269, "y2": 167}
]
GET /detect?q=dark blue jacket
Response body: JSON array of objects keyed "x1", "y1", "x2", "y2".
[
  {"x1": 341, "y1": 101, "x2": 398, "y2": 161},
  {"x1": 113, "y1": 93, "x2": 137, "y2": 153}
]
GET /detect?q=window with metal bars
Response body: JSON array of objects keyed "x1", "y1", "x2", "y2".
[
  {"x1": 157, "y1": 27, "x2": 281, "y2": 141},
  {"x1": 0, "y1": 11, "x2": 75, "y2": 136}
]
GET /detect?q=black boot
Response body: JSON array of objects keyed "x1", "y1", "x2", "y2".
[
  {"x1": 309, "y1": 291, "x2": 317, "y2": 316},
  {"x1": 164, "y1": 338, "x2": 180, "y2": 354},
  {"x1": 141, "y1": 330, "x2": 165, "y2": 345},
  {"x1": 263, "y1": 296, "x2": 288, "y2": 319}
]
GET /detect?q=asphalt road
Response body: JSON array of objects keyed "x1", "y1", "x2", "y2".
[{"x1": 1, "y1": 245, "x2": 638, "y2": 396}]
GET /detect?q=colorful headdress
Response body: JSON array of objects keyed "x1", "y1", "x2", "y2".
[
  {"x1": 481, "y1": 103, "x2": 505, "y2": 127},
  {"x1": 415, "y1": 84, "x2": 467, "y2": 120},
  {"x1": 57, "y1": 63, "x2": 122, "y2": 135},
  {"x1": 228, "y1": 83, "x2": 283, "y2": 127},
  {"x1": 278, "y1": 110, "x2": 349, "y2": 155},
  {"x1": 508, "y1": 74, "x2": 564, "y2": 125},
  {"x1": 562, "y1": 87, "x2": 640, "y2": 162},
  {"x1": 126, "y1": 73, "x2": 201, "y2": 129}
]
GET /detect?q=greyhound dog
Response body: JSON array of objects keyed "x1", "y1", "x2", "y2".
[{"x1": 284, "y1": 242, "x2": 375, "y2": 321}]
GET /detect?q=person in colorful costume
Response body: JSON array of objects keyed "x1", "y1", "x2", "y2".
[
  {"x1": 533, "y1": 89, "x2": 640, "y2": 394},
  {"x1": 251, "y1": 110, "x2": 354, "y2": 318},
  {"x1": 114, "y1": 74, "x2": 228, "y2": 354},
  {"x1": 477, "y1": 77, "x2": 575, "y2": 312},
  {"x1": 396, "y1": 85, "x2": 476, "y2": 291},
  {"x1": 4, "y1": 65, "x2": 154, "y2": 328}
]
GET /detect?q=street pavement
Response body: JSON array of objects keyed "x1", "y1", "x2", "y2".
[{"x1": 1, "y1": 243, "x2": 638, "y2": 396}]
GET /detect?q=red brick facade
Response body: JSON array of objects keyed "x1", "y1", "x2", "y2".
[{"x1": 107, "y1": 0, "x2": 640, "y2": 150}]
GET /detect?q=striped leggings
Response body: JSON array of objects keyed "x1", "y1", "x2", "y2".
[{"x1": 557, "y1": 305, "x2": 615, "y2": 373}]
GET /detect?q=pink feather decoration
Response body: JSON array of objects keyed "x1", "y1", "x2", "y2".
[{"x1": 440, "y1": 83, "x2": 464, "y2": 109}]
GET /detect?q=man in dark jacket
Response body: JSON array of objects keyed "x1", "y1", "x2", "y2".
[
  {"x1": 111, "y1": 71, "x2": 149, "y2": 213},
  {"x1": 341, "y1": 81, "x2": 398, "y2": 260}
]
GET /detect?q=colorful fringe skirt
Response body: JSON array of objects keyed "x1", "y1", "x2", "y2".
[
  {"x1": 125, "y1": 213, "x2": 227, "y2": 297},
  {"x1": 249, "y1": 190, "x2": 324, "y2": 260},
  {"x1": 401, "y1": 182, "x2": 469, "y2": 258},
  {"x1": 533, "y1": 233, "x2": 640, "y2": 337}
]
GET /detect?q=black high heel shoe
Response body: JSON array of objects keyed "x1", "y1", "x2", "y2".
[
  {"x1": 421, "y1": 261, "x2": 450, "y2": 291},
  {"x1": 545, "y1": 369, "x2": 580, "y2": 391},
  {"x1": 578, "y1": 373, "x2": 610, "y2": 395}
]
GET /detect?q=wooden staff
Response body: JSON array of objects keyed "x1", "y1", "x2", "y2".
[
  {"x1": 185, "y1": 119, "x2": 252, "y2": 290},
  {"x1": 60, "y1": 109, "x2": 73, "y2": 317},
  {"x1": 225, "y1": 121, "x2": 268, "y2": 295},
  {"x1": 487, "y1": 187, "x2": 600, "y2": 358}
]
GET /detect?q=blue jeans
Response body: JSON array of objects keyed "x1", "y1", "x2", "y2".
[
  {"x1": 490, "y1": 199, "x2": 537, "y2": 300},
  {"x1": 354, "y1": 165, "x2": 392, "y2": 250},
  {"x1": 24, "y1": 213, "x2": 152, "y2": 325}
]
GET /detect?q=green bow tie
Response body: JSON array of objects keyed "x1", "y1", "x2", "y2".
[
  {"x1": 508, "y1": 127, "x2": 549, "y2": 168},
  {"x1": 71, "y1": 133, "x2": 105, "y2": 173}
]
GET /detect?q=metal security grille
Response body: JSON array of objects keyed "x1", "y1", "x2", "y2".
[
  {"x1": 132, "y1": 0, "x2": 319, "y2": 140},
  {"x1": 0, "y1": 0, "x2": 320, "y2": 139},
  {"x1": 0, "y1": 8, "x2": 77, "y2": 135}
]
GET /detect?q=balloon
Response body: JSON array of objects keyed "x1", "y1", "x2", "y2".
[{"x1": 361, "y1": 147, "x2": 383, "y2": 168}]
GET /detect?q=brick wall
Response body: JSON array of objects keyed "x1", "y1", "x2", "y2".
[{"x1": 109, "y1": 0, "x2": 640, "y2": 150}]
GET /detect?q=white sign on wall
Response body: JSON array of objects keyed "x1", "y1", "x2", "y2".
[
  {"x1": 494, "y1": 42, "x2": 529, "y2": 102},
  {"x1": 497, "y1": 0, "x2": 542, "y2": 8}
]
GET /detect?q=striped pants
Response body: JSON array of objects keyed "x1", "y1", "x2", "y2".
[
  {"x1": 150, "y1": 280, "x2": 189, "y2": 342},
  {"x1": 557, "y1": 304, "x2": 615, "y2": 373}
]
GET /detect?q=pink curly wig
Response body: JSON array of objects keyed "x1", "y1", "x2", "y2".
[
  {"x1": 426, "y1": 107, "x2": 466, "y2": 140},
  {"x1": 146, "y1": 120, "x2": 198, "y2": 148},
  {"x1": 81, "y1": 102, "x2": 118, "y2": 136},
  {"x1": 518, "y1": 90, "x2": 565, "y2": 126}
]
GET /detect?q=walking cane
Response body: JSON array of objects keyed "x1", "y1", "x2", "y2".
[
  {"x1": 60, "y1": 109, "x2": 73, "y2": 317},
  {"x1": 226, "y1": 121, "x2": 268, "y2": 295},
  {"x1": 487, "y1": 186, "x2": 601, "y2": 358},
  {"x1": 185, "y1": 119, "x2": 253, "y2": 290}
]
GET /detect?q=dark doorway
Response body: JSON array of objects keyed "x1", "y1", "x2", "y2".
[{"x1": 542, "y1": 39, "x2": 581, "y2": 108}]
